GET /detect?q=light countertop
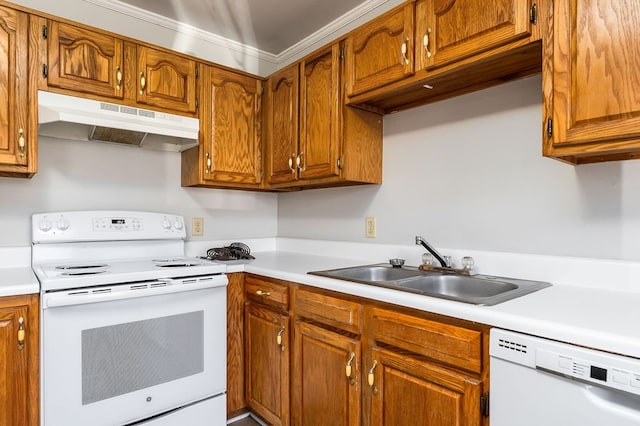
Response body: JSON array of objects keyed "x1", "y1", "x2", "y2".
[
  {"x1": 225, "y1": 249, "x2": 640, "y2": 359},
  {"x1": 0, "y1": 246, "x2": 39, "y2": 296}
]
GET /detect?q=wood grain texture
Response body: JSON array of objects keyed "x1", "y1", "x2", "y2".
[
  {"x1": 227, "y1": 273, "x2": 246, "y2": 417},
  {"x1": 47, "y1": 21, "x2": 124, "y2": 98},
  {"x1": 345, "y1": 2, "x2": 415, "y2": 97},
  {"x1": 298, "y1": 44, "x2": 341, "y2": 181},
  {"x1": 544, "y1": 0, "x2": 640, "y2": 163},
  {"x1": 245, "y1": 274, "x2": 289, "y2": 312},
  {"x1": 266, "y1": 63, "x2": 299, "y2": 185},
  {"x1": 0, "y1": 6, "x2": 34, "y2": 178},
  {"x1": 294, "y1": 287, "x2": 363, "y2": 335},
  {"x1": 136, "y1": 45, "x2": 196, "y2": 113},
  {"x1": 0, "y1": 294, "x2": 39, "y2": 426},
  {"x1": 368, "y1": 307, "x2": 483, "y2": 374},
  {"x1": 368, "y1": 346, "x2": 482, "y2": 426},
  {"x1": 416, "y1": 0, "x2": 531, "y2": 70},
  {"x1": 245, "y1": 303, "x2": 290, "y2": 426},
  {"x1": 291, "y1": 321, "x2": 361, "y2": 426}
]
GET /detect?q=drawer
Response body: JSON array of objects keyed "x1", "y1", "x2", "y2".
[
  {"x1": 245, "y1": 275, "x2": 289, "y2": 311},
  {"x1": 294, "y1": 288, "x2": 362, "y2": 334},
  {"x1": 369, "y1": 307, "x2": 482, "y2": 373}
]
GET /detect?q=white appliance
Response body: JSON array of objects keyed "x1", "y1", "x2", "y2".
[
  {"x1": 38, "y1": 90, "x2": 199, "y2": 151},
  {"x1": 32, "y1": 211, "x2": 227, "y2": 426},
  {"x1": 490, "y1": 328, "x2": 640, "y2": 426}
]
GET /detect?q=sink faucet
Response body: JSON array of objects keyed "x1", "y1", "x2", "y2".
[{"x1": 415, "y1": 236, "x2": 449, "y2": 268}]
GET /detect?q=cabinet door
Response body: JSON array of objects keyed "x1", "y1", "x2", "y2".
[
  {"x1": 0, "y1": 295, "x2": 39, "y2": 426},
  {"x1": 266, "y1": 63, "x2": 299, "y2": 185},
  {"x1": 136, "y1": 46, "x2": 197, "y2": 113},
  {"x1": 544, "y1": 0, "x2": 640, "y2": 159},
  {"x1": 0, "y1": 7, "x2": 33, "y2": 175},
  {"x1": 367, "y1": 346, "x2": 483, "y2": 426},
  {"x1": 201, "y1": 66, "x2": 262, "y2": 186},
  {"x1": 345, "y1": 3, "x2": 414, "y2": 97},
  {"x1": 299, "y1": 43, "x2": 341, "y2": 181},
  {"x1": 47, "y1": 21, "x2": 124, "y2": 99},
  {"x1": 245, "y1": 303, "x2": 290, "y2": 426},
  {"x1": 415, "y1": 0, "x2": 532, "y2": 70},
  {"x1": 291, "y1": 321, "x2": 361, "y2": 426}
]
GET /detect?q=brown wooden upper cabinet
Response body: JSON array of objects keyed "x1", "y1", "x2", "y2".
[
  {"x1": 266, "y1": 42, "x2": 383, "y2": 190},
  {"x1": 543, "y1": 0, "x2": 640, "y2": 164},
  {"x1": 415, "y1": 0, "x2": 533, "y2": 70},
  {"x1": 181, "y1": 65, "x2": 262, "y2": 189},
  {"x1": 136, "y1": 46, "x2": 197, "y2": 114},
  {"x1": 46, "y1": 21, "x2": 125, "y2": 99},
  {"x1": 345, "y1": 3, "x2": 415, "y2": 97},
  {"x1": 0, "y1": 6, "x2": 36, "y2": 178}
]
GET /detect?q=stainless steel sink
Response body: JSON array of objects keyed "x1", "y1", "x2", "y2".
[
  {"x1": 312, "y1": 265, "x2": 424, "y2": 283},
  {"x1": 308, "y1": 264, "x2": 551, "y2": 306}
]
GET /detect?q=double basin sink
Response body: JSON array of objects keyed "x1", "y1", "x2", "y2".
[{"x1": 308, "y1": 264, "x2": 551, "y2": 306}]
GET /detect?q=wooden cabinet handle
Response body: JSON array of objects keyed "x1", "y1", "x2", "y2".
[
  {"x1": 346, "y1": 352, "x2": 356, "y2": 384},
  {"x1": 256, "y1": 290, "x2": 270, "y2": 297},
  {"x1": 423, "y1": 27, "x2": 432, "y2": 59},
  {"x1": 139, "y1": 72, "x2": 146, "y2": 94},
  {"x1": 17, "y1": 128, "x2": 25, "y2": 158},
  {"x1": 368, "y1": 359, "x2": 378, "y2": 394},
  {"x1": 116, "y1": 66, "x2": 123, "y2": 90},
  {"x1": 288, "y1": 153, "x2": 296, "y2": 173},
  {"x1": 297, "y1": 152, "x2": 304, "y2": 171},
  {"x1": 205, "y1": 152, "x2": 212, "y2": 173},
  {"x1": 276, "y1": 324, "x2": 285, "y2": 352},
  {"x1": 17, "y1": 317, "x2": 25, "y2": 351},
  {"x1": 401, "y1": 37, "x2": 409, "y2": 65}
]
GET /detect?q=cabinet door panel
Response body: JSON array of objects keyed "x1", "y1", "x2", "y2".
[
  {"x1": 47, "y1": 21, "x2": 124, "y2": 98},
  {"x1": 0, "y1": 7, "x2": 31, "y2": 173},
  {"x1": 368, "y1": 347, "x2": 482, "y2": 426},
  {"x1": 292, "y1": 321, "x2": 361, "y2": 426},
  {"x1": 204, "y1": 67, "x2": 261, "y2": 185},
  {"x1": 346, "y1": 3, "x2": 414, "y2": 96},
  {"x1": 245, "y1": 304, "x2": 289, "y2": 426},
  {"x1": 416, "y1": 0, "x2": 532, "y2": 70},
  {"x1": 549, "y1": 0, "x2": 640, "y2": 148},
  {"x1": 299, "y1": 44, "x2": 341, "y2": 180},
  {"x1": 267, "y1": 63, "x2": 299, "y2": 185},
  {"x1": 136, "y1": 46, "x2": 197, "y2": 113}
]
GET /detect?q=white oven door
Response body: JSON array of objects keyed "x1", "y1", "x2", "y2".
[{"x1": 41, "y1": 277, "x2": 227, "y2": 426}]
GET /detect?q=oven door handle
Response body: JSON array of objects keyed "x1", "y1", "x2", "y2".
[{"x1": 44, "y1": 275, "x2": 227, "y2": 309}]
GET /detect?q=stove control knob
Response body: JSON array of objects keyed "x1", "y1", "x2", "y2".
[
  {"x1": 56, "y1": 217, "x2": 70, "y2": 231},
  {"x1": 174, "y1": 219, "x2": 183, "y2": 230},
  {"x1": 161, "y1": 218, "x2": 172, "y2": 230},
  {"x1": 39, "y1": 219, "x2": 52, "y2": 232}
]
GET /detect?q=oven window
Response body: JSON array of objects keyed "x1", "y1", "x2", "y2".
[{"x1": 81, "y1": 311, "x2": 204, "y2": 405}]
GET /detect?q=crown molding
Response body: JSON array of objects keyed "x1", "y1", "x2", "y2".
[{"x1": 81, "y1": 0, "x2": 396, "y2": 70}]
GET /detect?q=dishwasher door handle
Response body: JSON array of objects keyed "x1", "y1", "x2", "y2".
[{"x1": 585, "y1": 386, "x2": 640, "y2": 422}]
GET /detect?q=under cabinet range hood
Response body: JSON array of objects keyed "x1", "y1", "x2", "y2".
[{"x1": 37, "y1": 91, "x2": 199, "y2": 152}]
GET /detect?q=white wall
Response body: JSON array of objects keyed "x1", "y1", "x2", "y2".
[
  {"x1": 278, "y1": 75, "x2": 640, "y2": 261},
  {"x1": 0, "y1": 137, "x2": 278, "y2": 247}
]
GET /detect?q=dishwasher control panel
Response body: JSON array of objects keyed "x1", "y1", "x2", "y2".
[{"x1": 491, "y1": 329, "x2": 640, "y2": 397}]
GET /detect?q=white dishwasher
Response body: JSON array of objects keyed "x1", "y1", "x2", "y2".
[{"x1": 490, "y1": 328, "x2": 640, "y2": 426}]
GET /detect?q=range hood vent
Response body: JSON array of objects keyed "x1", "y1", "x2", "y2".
[{"x1": 37, "y1": 90, "x2": 199, "y2": 152}]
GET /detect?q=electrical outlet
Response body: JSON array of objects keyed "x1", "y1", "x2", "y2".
[
  {"x1": 192, "y1": 217, "x2": 204, "y2": 236},
  {"x1": 365, "y1": 216, "x2": 376, "y2": 238}
]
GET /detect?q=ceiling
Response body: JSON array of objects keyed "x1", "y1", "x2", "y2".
[{"x1": 116, "y1": 0, "x2": 370, "y2": 55}]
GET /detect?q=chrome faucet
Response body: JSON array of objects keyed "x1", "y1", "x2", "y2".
[{"x1": 415, "y1": 236, "x2": 449, "y2": 268}]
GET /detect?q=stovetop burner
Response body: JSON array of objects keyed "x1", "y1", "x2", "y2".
[
  {"x1": 61, "y1": 270, "x2": 108, "y2": 276},
  {"x1": 55, "y1": 264, "x2": 109, "y2": 270}
]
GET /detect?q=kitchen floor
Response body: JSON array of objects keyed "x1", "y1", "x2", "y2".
[{"x1": 229, "y1": 416, "x2": 262, "y2": 426}]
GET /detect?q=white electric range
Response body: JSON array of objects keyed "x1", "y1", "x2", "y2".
[{"x1": 32, "y1": 210, "x2": 228, "y2": 426}]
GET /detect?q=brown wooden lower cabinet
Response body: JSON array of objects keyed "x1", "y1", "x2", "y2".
[
  {"x1": 291, "y1": 321, "x2": 362, "y2": 425},
  {"x1": 367, "y1": 346, "x2": 482, "y2": 426},
  {"x1": 241, "y1": 274, "x2": 489, "y2": 426},
  {"x1": 0, "y1": 293, "x2": 39, "y2": 426},
  {"x1": 245, "y1": 301, "x2": 290, "y2": 425}
]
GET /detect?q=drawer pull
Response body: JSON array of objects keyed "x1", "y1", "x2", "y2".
[
  {"x1": 256, "y1": 290, "x2": 271, "y2": 297},
  {"x1": 139, "y1": 72, "x2": 146, "y2": 94},
  {"x1": 17, "y1": 317, "x2": 25, "y2": 350},
  {"x1": 368, "y1": 360, "x2": 378, "y2": 395},
  {"x1": 18, "y1": 128, "x2": 25, "y2": 158},
  {"x1": 276, "y1": 324, "x2": 285, "y2": 351},
  {"x1": 423, "y1": 27, "x2": 432, "y2": 59},
  {"x1": 346, "y1": 352, "x2": 356, "y2": 385},
  {"x1": 116, "y1": 66, "x2": 122, "y2": 90},
  {"x1": 401, "y1": 37, "x2": 409, "y2": 65}
]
